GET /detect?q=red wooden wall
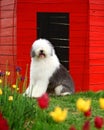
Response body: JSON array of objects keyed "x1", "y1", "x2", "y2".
[
  {"x1": 0, "y1": 0, "x2": 16, "y2": 79},
  {"x1": 17, "y1": 0, "x2": 89, "y2": 92},
  {"x1": 17, "y1": 0, "x2": 36, "y2": 76},
  {"x1": 0, "y1": 0, "x2": 104, "y2": 92},
  {"x1": 89, "y1": 0, "x2": 104, "y2": 91}
]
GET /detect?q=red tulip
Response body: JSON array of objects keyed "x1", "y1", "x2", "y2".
[
  {"x1": 82, "y1": 120, "x2": 90, "y2": 130},
  {"x1": 84, "y1": 109, "x2": 91, "y2": 117},
  {"x1": 94, "y1": 116, "x2": 103, "y2": 129},
  {"x1": 69, "y1": 125, "x2": 77, "y2": 130},
  {"x1": 0, "y1": 113, "x2": 9, "y2": 130},
  {"x1": 37, "y1": 93, "x2": 49, "y2": 109}
]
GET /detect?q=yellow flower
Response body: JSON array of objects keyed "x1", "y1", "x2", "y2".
[
  {"x1": 12, "y1": 84, "x2": 17, "y2": 89},
  {"x1": 0, "y1": 88, "x2": 3, "y2": 95},
  {"x1": 50, "y1": 106, "x2": 68, "y2": 123},
  {"x1": 8, "y1": 96, "x2": 13, "y2": 101},
  {"x1": 99, "y1": 98, "x2": 104, "y2": 109},
  {"x1": 76, "y1": 98, "x2": 91, "y2": 112},
  {"x1": 5, "y1": 71, "x2": 10, "y2": 76},
  {"x1": 0, "y1": 79, "x2": 2, "y2": 84},
  {"x1": 16, "y1": 88, "x2": 19, "y2": 91}
]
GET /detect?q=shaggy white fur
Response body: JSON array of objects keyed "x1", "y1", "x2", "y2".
[{"x1": 24, "y1": 39, "x2": 60, "y2": 97}]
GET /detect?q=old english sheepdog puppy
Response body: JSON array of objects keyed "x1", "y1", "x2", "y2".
[{"x1": 24, "y1": 38, "x2": 75, "y2": 98}]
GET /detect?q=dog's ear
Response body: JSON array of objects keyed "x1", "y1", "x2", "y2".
[
  {"x1": 51, "y1": 48, "x2": 54, "y2": 56},
  {"x1": 49, "y1": 42, "x2": 54, "y2": 56},
  {"x1": 30, "y1": 47, "x2": 35, "y2": 57}
]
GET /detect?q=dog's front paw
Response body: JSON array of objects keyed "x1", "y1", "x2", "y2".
[{"x1": 55, "y1": 85, "x2": 73, "y2": 96}]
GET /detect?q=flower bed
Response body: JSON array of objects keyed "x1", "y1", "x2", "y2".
[{"x1": 0, "y1": 67, "x2": 104, "y2": 130}]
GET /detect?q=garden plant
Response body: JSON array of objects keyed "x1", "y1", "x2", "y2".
[{"x1": 0, "y1": 66, "x2": 104, "y2": 130}]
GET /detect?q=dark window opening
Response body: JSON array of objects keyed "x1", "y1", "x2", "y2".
[{"x1": 37, "y1": 13, "x2": 69, "y2": 70}]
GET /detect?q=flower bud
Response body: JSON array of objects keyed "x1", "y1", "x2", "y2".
[{"x1": 94, "y1": 116, "x2": 103, "y2": 129}]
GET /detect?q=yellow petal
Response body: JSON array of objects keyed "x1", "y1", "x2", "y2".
[
  {"x1": 8, "y1": 96, "x2": 13, "y2": 101},
  {"x1": 12, "y1": 84, "x2": 17, "y2": 89},
  {"x1": 17, "y1": 88, "x2": 19, "y2": 91},
  {"x1": 58, "y1": 109, "x2": 67, "y2": 122},
  {"x1": 55, "y1": 107, "x2": 62, "y2": 113},
  {"x1": 0, "y1": 88, "x2": 3, "y2": 95},
  {"x1": 0, "y1": 79, "x2": 2, "y2": 84},
  {"x1": 99, "y1": 98, "x2": 104, "y2": 109},
  {"x1": 76, "y1": 98, "x2": 85, "y2": 111},
  {"x1": 82, "y1": 100, "x2": 91, "y2": 112},
  {"x1": 50, "y1": 107, "x2": 67, "y2": 122},
  {"x1": 6, "y1": 71, "x2": 10, "y2": 76},
  {"x1": 76, "y1": 98, "x2": 91, "y2": 112}
]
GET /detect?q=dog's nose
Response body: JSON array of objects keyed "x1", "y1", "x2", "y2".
[{"x1": 40, "y1": 50, "x2": 44, "y2": 53}]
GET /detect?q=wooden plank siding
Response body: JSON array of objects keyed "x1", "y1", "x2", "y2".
[
  {"x1": 69, "y1": 1, "x2": 89, "y2": 91},
  {"x1": 17, "y1": 1, "x2": 36, "y2": 76},
  {"x1": 0, "y1": 0, "x2": 16, "y2": 78},
  {"x1": 0, "y1": 0, "x2": 104, "y2": 92},
  {"x1": 89, "y1": 0, "x2": 104, "y2": 91},
  {"x1": 16, "y1": 0, "x2": 89, "y2": 91}
]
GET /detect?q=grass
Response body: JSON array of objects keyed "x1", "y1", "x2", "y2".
[
  {"x1": 0, "y1": 68, "x2": 104, "y2": 130},
  {"x1": 0, "y1": 85, "x2": 104, "y2": 130}
]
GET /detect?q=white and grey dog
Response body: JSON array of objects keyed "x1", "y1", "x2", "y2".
[{"x1": 24, "y1": 38, "x2": 75, "y2": 98}]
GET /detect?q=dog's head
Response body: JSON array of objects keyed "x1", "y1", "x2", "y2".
[{"x1": 31, "y1": 39, "x2": 54, "y2": 59}]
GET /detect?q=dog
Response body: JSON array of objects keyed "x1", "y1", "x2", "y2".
[{"x1": 24, "y1": 38, "x2": 75, "y2": 98}]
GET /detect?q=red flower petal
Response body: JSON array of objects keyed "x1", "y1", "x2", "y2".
[
  {"x1": 82, "y1": 120, "x2": 90, "y2": 130},
  {"x1": 0, "y1": 113, "x2": 3, "y2": 118},
  {"x1": 69, "y1": 125, "x2": 77, "y2": 130},
  {"x1": 37, "y1": 93, "x2": 49, "y2": 109},
  {"x1": 84, "y1": 109, "x2": 91, "y2": 117},
  {"x1": 0, "y1": 113, "x2": 9, "y2": 130},
  {"x1": 94, "y1": 116, "x2": 104, "y2": 129}
]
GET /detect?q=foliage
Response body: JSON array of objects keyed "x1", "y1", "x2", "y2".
[{"x1": 0, "y1": 68, "x2": 104, "y2": 130}]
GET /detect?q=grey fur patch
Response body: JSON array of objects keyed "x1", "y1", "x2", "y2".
[
  {"x1": 30, "y1": 47, "x2": 35, "y2": 57},
  {"x1": 47, "y1": 64, "x2": 75, "y2": 94}
]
